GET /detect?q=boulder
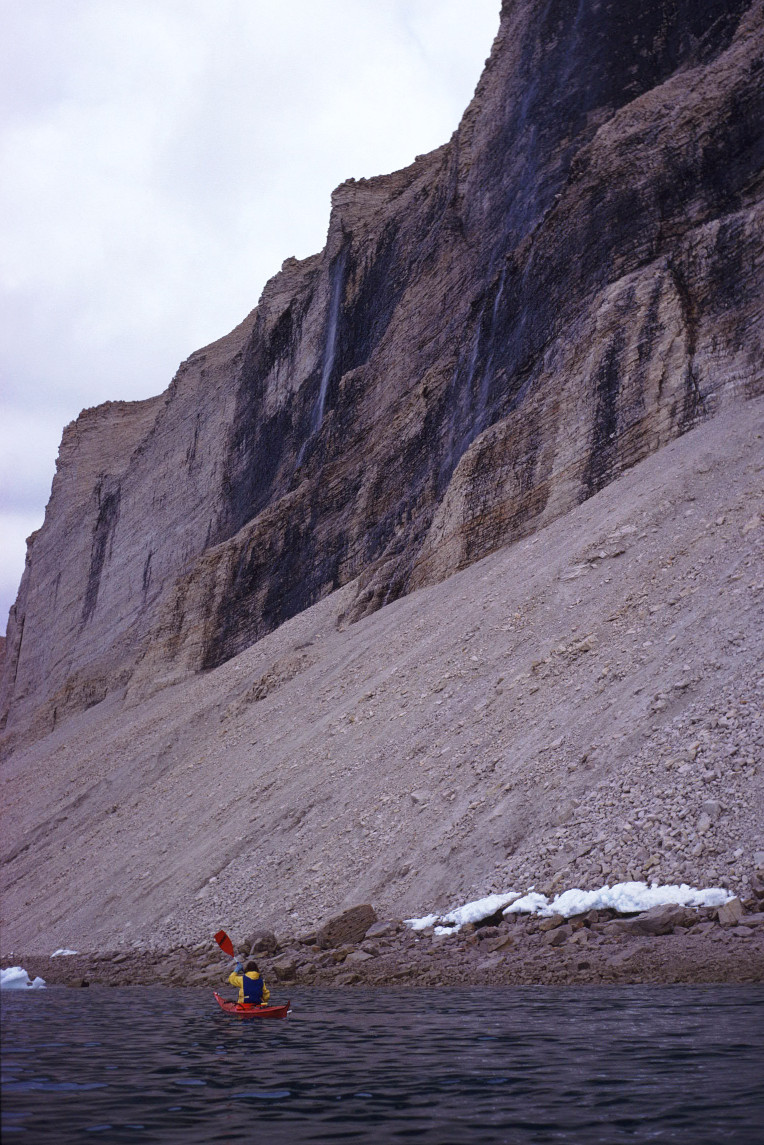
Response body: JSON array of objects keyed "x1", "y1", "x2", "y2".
[
  {"x1": 365, "y1": 921, "x2": 401, "y2": 940},
  {"x1": 750, "y1": 874, "x2": 764, "y2": 902},
  {"x1": 270, "y1": 957, "x2": 297, "y2": 981},
  {"x1": 316, "y1": 905, "x2": 377, "y2": 949},
  {"x1": 569, "y1": 929, "x2": 591, "y2": 946},
  {"x1": 344, "y1": 950, "x2": 374, "y2": 965},
  {"x1": 539, "y1": 914, "x2": 565, "y2": 932},
  {"x1": 475, "y1": 926, "x2": 502, "y2": 941},
  {"x1": 486, "y1": 935, "x2": 515, "y2": 953},
  {"x1": 335, "y1": 972, "x2": 361, "y2": 986},
  {"x1": 717, "y1": 897, "x2": 744, "y2": 926},
  {"x1": 688, "y1": 921, "x2": 717, "y2": 936},
  {"x1": 544, "y1": 924, "x2": 573, "y2": 947},
  {"x1": 245, "y1": 929, "x2": 278, "y2": 955},
  {"x1": 612, "y1": 904, "x2": 696, "y2": 936}
]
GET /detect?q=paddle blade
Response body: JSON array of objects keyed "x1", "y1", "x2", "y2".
[{"x1": 214, "y1": 929, "x2": 235, "y2": 958}]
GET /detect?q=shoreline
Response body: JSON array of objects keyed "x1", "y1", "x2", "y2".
[{"x1": 6, "y1": 905, "x2": 763, "y2": 990}]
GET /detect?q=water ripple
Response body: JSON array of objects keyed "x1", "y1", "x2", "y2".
[{"x1": 1, "y1": 986, "x2": 763, "y2": 1143}]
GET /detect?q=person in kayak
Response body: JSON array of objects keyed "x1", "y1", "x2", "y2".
[{"x1": 228, "y1": 958, "x2": 270, "y2": 1006}]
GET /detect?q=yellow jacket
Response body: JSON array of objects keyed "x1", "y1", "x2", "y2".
[{"x1": 228, "y1": 969, "x2": 270, "y2": 1006}]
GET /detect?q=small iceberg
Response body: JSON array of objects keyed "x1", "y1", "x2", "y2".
[
  {"x1": 1, "y1": 966, "x2": 46, "y2": 990},
  {"x1": 51, "y1": 948, "x2": 79, "y2": 957}
]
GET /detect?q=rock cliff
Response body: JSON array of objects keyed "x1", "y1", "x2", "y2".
[{"x1": 2, "y1": 0, "x2": 763, "y2": 746}]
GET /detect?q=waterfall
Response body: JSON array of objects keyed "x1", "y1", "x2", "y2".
[
  {"x1": 295, "y1": 250, "x2": 348, "y2": 470},
  {"x1": 476, "y1": 264, "x2": 507, "y2": 432},
  {"x1": 464, "y1": 324, "x2": 482, "y2": 398},
  {"x1": 446, "y1": 264, "x2": 509, "y2": 476},
  {"x1": 311, "y1": 250, "x2": 347, "y2": 435}
]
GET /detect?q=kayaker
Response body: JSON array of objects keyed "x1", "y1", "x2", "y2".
[{"x1": 228, "y1": 958, "x2": 270, "y2": 1006}]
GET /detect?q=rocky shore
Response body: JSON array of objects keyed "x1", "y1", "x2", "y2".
[{"x1": 9, "y1": 895, "x2": 764, "y2": 992}]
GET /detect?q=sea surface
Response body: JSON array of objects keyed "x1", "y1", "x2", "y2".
[{"x1": 2, "y1": 986, "x2": 763, "y2": 1143}]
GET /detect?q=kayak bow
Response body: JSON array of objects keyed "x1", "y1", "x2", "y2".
[{"x1": 213, "y1": 992, "x2": 291, "y2": 1019}]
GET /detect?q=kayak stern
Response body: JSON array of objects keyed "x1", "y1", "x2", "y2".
[{"x1": 213, "y1": 992, "x2": 291, "y2": 1019}]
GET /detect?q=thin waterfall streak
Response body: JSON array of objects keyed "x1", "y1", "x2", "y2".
[
  {"x1": 465, "y1": 326, "x2": 482, "y2": 394},
  {"x1": 477, "y1": 265, "x2": 507, "y2": 432},
  {"x1": 311, "y1": 252, "x2": 347, "y2": 435},
  {"x1": 491, "y1": 265, "x2": 507, "y2": 327},
  {"x1": 294, "y1": 251, "x2": 347, "y2": 472},
  {"x1": 453, "y1": 322, "x2": 484, "y2": 464}
]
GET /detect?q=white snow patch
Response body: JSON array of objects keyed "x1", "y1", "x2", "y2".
[
  {"x1": 406, "y1": 891, "x2": 523, "y2": 933},
  {"x1": 405, "y1": 881, "x2": 732, "y2": 934},
  {"x1": 505, "y1": 881, "x2": 733, "y2": 918},
  {"x1": 406, "y1": 913, "x2": 440, "y2": 932},
  {"x1": 1, "y1": 966, "x2": 46, "y2": 990},
  {"x1": 51, "y1": 948, "x2": 79, "y2": 957},
  {"x1": 501, "y1": 891, "x2": 548, "y2": 916}
]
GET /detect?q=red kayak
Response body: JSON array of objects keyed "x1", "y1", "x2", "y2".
[{"x1": 213, "y1": 992, "x2": 291, "y2": 1019}]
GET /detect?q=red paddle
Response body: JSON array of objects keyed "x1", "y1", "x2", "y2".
[{"x1": 214, "y1": 929, "x2": 235, "y2": 959}]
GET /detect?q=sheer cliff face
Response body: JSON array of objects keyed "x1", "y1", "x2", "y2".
[{"x1": 2, "y1": 0, "x2": 763, "y2": 744}]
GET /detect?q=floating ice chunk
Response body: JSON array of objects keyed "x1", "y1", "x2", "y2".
[
  {"x1": 51, "y1": 949, "x2": 79, "y2": 957},
  {"x1": 1, "y1": 966, "x2": 46, "y2": 989}
]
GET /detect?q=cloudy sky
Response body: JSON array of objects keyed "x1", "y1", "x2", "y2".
[{"x1": 0, "y1": 0, "x2": 499, "y2": 629}]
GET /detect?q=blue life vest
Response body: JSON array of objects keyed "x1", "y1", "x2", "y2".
[{"x1": 242, "y1": 972, "x2": 264, "y2": 1004}]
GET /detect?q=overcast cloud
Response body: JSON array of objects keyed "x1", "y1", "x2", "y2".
[{"x1": 0, "y1": 0, "x2": 499, "y2": 627}]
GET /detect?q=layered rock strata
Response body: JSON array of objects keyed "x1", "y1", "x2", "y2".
[{"x1": 2, "y1": 0, "x2": 763, "y2": 745}]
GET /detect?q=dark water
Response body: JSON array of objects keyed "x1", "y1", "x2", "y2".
[{"x1": 2, "y1": 986, "x2": 763, "y2": 1143}]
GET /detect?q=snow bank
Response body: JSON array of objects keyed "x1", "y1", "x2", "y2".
[
  {"x1": 1, "y1": 966, "x2": 46, "y2": 990},
  {"x1": 405, "y1": 881, "x2": 732, "y2": 933},
  {"x1": 505, "y1": 881, "x2": 732, "y2": 918},
  {"x1": 405, "y1": 891, "x2": 522, "y2": 932},
  {"x1": 406, "y1": 913, "x2": 440, "y2": 932},
  {"x1": 51, "y1": 948, "x2": 79, "y2": 957}
]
